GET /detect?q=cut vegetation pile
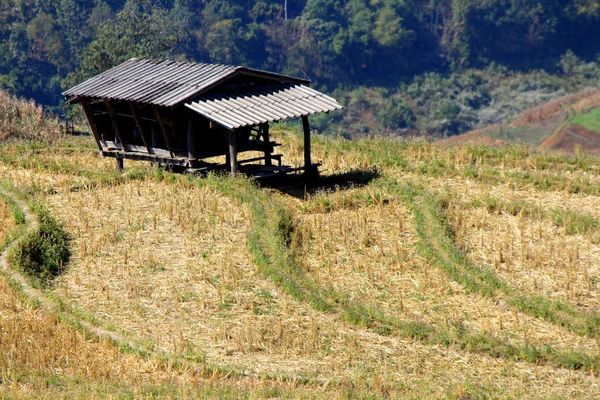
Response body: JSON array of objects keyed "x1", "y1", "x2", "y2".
[
  {"x1": 0, "y1": 89, "x2": 62, "y2": 143},
  {"x1": 1, "y1": 128, "x2": 600, "y2": 398}
]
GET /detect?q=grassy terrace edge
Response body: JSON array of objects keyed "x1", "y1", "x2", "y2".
[
  {"x1": 220, "y1": 174, "x2": 600, "y2": 373},
  {"x1": 312, "y1": 135, "x2": 600, "y2": 195},
  {"x1": 463, "y1": 194, "x2": 600, "y2": 238},
  {"x1": 0, "y1": 180, "x2": 338, "y2": 390},
  {"x1": 1, "y1": 138, "x2": 600, "y2": 381},
  {"x1": 392, "y1": 180, "x2": 600, "y2": 340}
]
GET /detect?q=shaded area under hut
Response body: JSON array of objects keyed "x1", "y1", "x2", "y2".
[{"x1": 63, "y1": 58, "x2": 343, "y2": 178}]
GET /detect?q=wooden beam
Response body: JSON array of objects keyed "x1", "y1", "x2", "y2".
[
  {"x1": 92, "y1": 111, "x2": 158, "y2": 122},
  {"x1": 80, "y1": 98, "x2": 103, "y2": 151},
  {"x1": 116, "y1": 158, "x2": 124, "y2": 172},
  {"x1": 238, "y1": 154, "x2": 282, "y2": 166},
  {"x1": 261, "y1": 123, "x2": 272, "y2": 166},
  {"x1": 301, "y1": 115, "x2": 311, "y2": 167},
  {"x1": 187, "y1": 114, "x2": 195, "y2": 159},
  {"x1": 103, "y1": 99, "x2": 129, "y2": 152},
  {"x1": 228, "y1": 130, "x2": 238, "y2": 174},
  {"x1": 151, "y1": 127, "x2": 160, "y2": 148},
  {"x1": 152, "y1": 105, "x2": 174, "y2": 158},
  {"x1": 128, "y1": 102, "x2": 153, "y2": 154},
  {"x1": 101, "y1": 150, "x2": 188, "y2": 166}
]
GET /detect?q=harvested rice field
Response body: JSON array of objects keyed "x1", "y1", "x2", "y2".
[
  {"x1": 441, "y1": 179, "x2": 600, "y2": 311},
  {"x1": 1, "y1": 129, "x2": 600, "y2": 398},
  {"x1": 295, "y1": 195, "x2": 599, "y2": 356},
  {"x1": 0, "y1": 198, "x2": 15, "y2": 246}
]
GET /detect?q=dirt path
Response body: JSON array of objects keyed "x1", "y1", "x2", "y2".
[
  {"x1": 538, "y1": 107, "x2": 573, "y2": 150},
  {"x1": 0, "y1": 188, "x2": 157, "y2": 355},
  {"x1": 0, "y1": 187, "x2": 315, "y2": 384},
  {"x1": 408, "y1": 190, "x2": 501, "y2": 297},
  {"x1": 414, "y1": 195, "x2": 455, "y2": 267},
  {"x1": 0, "y1": 188, "x2": 54, "y2": 310}
]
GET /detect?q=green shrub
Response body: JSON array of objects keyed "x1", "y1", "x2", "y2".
[
  {"x1": 435, "y1": 100, "x2": 460, "y2": 120},
  {"x1": 378, "y1": 100, "x2": 416, "y2": 129},
  {"x1": 8, "y1": 205, "x2": 70, "y2": 287}
]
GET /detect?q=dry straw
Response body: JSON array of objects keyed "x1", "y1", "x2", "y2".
[
  {"x1": 0, "y1": 200, "x2": 15, "y2": 245},
  {"x1": 439, "y1": 178, "x2": 600, "y2": 314},
  {"x1": 41, "y1": 175, "x2": 599, "y2": 396},
  {"x1": 0, "y1": 89, "x2": 63, "y2": 143},
  {"x1": 1, "y1": 128, "x2": 600, "y2": 397}
]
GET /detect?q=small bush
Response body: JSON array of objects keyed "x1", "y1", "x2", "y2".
[
  {"x1": 435, "y1": 100, "x2": 461, "y2": 120},
  {"x1": 378, "y1": 100, "x2": 416, "y2": 129},
  {"x1": 275, "y1": 209, "x2": 295, "y2": 247},
  {"x1": 8, "y1": 205, "x2": 70, "y2": 287}
]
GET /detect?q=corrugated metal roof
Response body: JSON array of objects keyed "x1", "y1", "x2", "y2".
[
  {"x1": 62, "y1": 58, "x2": 310, "y2": 107},
  {"x1": 185, "y1": 83, "x2": 343, "y2": 130}
]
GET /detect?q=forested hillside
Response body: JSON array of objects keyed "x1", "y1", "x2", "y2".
[{"x1": 3, "y1": 0, "x2": 600, "y2": 136}]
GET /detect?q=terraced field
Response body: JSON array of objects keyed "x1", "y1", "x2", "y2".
[{"x1": 1, "y1": 129, "x2": 600, "y2": 398}]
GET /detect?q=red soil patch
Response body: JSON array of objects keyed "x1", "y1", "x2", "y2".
[
  {"x1": 511, "y1": 89, "x2": 600, "y2": 128},
  {"x1": 538, "y1": 109, "x2": 572, "y2": 150},
  {"x1": 552, "y1": 125, "x2": 600, "y2": 153}
]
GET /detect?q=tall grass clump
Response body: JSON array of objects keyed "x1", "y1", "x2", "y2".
[
  {"x1": 0, "y1": 89, "x2": 63, "y2": 143},
  {"x1": 8, "y1": 203, "x2": 70, "y2": 287},
  {"x1": 0, "y1": 190, "x2": 27, "y2": 252}
]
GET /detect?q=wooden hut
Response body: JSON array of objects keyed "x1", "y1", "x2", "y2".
[{"x1": 63, "y1": 58, "x2": 343, "y2": 177}]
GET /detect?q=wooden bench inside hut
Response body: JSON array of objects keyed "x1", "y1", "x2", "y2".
[{"x1": 63, "y1": 58, "x2": 343, "y2": 178}]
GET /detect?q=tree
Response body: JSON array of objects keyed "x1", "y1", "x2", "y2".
[
  {"x1": 27, "y1": 12, "x2": 63, "y2": 61},
  {"x1": 67, "y1": 0, "x2": 185, "y2": 82}
]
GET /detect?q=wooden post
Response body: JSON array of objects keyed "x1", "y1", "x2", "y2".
[
  {"x1": 128, "y1": 102, "x2": 152, "y2": 154},
  {"x1": 187, "y1": 114, "x2": 195, "y2": 159},
  {"x1": 116, "y1": 158, "x2": 124, "y2": 172},
  {"x1": 228, "y1": 130, "x2": 238, "y2": 174},
  {"x1": 80, "y1": 99, "x2": 103, "y2": 151},
  {"x1": 262, "y1": 123, "x2": 272, "y2": 166},
  {"x1": 151, "y1": 127, "x2": 159, "y2": 148},
  {"x1": 104, "y1": 99, "x2": 128, "y2": 152},
  {"x1": 301, "y1": 115, "x2": 311, "y2": 167},
  {"x1": 152, "y1": 105, "x2": 174, "y2": 158}
]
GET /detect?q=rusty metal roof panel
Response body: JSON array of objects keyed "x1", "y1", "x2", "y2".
[
  {"x1": 82, "y1": 59, "x2": 168, "y2": 98},
  {"x1": 63, "y1": 58, "x2": 241, "y2": 106},
  {"x1": 154, "y1": 68, "x2": 237, "y2": 105},
  {"x1": 185, "y1": 83, "x2": 343, "y2": 130},
  {"x1": 63, "y1": 58, "x2": 314, "y2": 107}
]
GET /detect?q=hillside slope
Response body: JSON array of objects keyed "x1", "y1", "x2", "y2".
[{"x1": 442, "y1": 88, "x2": 600, "y2": 153}]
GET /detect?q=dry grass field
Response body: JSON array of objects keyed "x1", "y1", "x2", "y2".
[
  {"x1": 2, "y1": 101, "x2": 600, "y2": 397},
  {"x1": 0, "y1": 199, "x2": 15, "y2": 246}
]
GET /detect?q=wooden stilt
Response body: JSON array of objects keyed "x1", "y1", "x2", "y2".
[
  {"x1": 128, "y1": 102, "x2": 152, "y2": 154},
  {"x1": 104, "y1": 99, "x2": 128, "y2": 152},
  {"x1": 187, "y1": 114, "x2": 195, "y2": 159},
  {"x1": 262, "y1": 123, "x2": 272, "y2": 166},
  {"x1": 116, "y1": 158, "x2": 124, "y2": 171},
  {"x1": 80, "y1": 98, "x2": 103, "y2": 151},
  {"x1": 152, "y1": 105, "x2": 174, "y2": 158},
  {"x1": 301, "y1": 115, "x2": 312, "y2": 167},
  {"x1": 228, "y1": 130, "x2": 238, "y2": 174}
]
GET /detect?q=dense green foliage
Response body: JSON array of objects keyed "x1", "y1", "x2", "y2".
[
  {"x1": 8, "y1": 204, "x2": 70, "y2": 288},
  {"x1": 573, "y1": 106, "x2": 600, "y2": 132},
  {"x1": 2, "y1": 0, "x2": 600, "y2": 135}
]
